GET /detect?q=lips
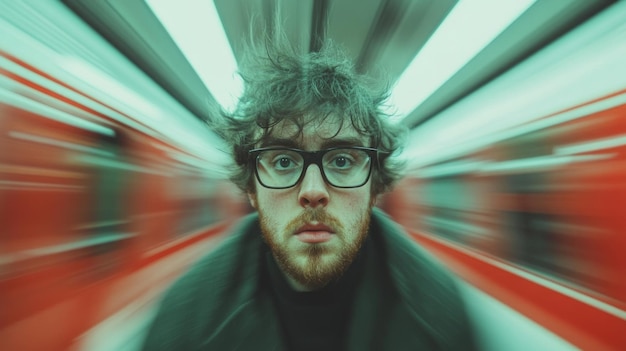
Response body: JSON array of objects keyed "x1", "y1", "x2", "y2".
[
  {"x1": 296, "y1": 223, "x2": 333, "y2": 234},
  {"x1": 294, "y1": 222, "x2": 334, "y2": 243}
]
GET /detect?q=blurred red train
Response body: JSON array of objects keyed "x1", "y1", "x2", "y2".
[
  {"x1": 0, "y1": 85, "x2": 245, "y2": 350},
  {"x1": 383, "y1": 3, "x2": 626, "y2": 350},
  {"x1": 2, "y1": 1, "x2": 626, "y2": 351},
  {"x1": 0, "y1": 2, "x2": 246, "y2": 350},
  {"x1": 384, "y1": 95, "x2": 626, "y2": 351}
]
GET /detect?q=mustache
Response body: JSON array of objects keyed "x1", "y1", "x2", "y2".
[{"x1": 285, "y1": 207, "x2": 343, "y2": 235}]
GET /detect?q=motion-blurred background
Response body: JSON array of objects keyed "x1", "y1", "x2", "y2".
[{"x1": 1, "y1": 1, "x2": 624, "y2": 350}]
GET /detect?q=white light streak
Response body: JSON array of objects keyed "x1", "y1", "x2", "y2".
[
  {"x1": 387, "y1": 0, "x2": 536, "y2": 121},
  {"x1": 146, "y1": 0, "x2": 242, "y2": 113},
  {"x1": 402, "y1": 1, "x2": 626, "y2": 167},
  {"x1": 59, "y1": 57, "x2": 164, "y2": 121},
  {"x1": 556, "y1": 134, "x2": 626, "y2": 155}
]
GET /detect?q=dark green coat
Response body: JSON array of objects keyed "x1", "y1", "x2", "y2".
[{"x1": 141, "y1": 209, "x2": 478, "y2": 350}]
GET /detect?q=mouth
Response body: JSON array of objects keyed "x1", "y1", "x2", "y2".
[{"x1": 294, "y1": 222, "x2": 334, "y2": 244}]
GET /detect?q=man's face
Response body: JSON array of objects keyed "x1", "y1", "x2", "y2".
[{"x1": 248, "y1": 117, "x2": 375, "y2": 291}]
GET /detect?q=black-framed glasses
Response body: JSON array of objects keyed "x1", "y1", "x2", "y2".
[{"x1": 249, "y1": 146, "x2": 381, "y2": 189}]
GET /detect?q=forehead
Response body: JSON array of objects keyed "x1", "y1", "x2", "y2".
[{"x1": 261, "y1": 116, "x2": 369, "y2": 150}]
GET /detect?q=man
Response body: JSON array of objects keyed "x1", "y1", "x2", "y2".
[{"x1": 141, "y1": 39, "x2": 477, "y2": 350}]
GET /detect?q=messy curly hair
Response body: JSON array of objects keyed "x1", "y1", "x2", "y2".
[{"x1": 215, "y1": 34, "x2": 406, "y2": 196}]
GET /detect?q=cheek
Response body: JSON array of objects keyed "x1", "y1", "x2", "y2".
[
  {"x1": 255, "y1": 189, "x2": 291, "y2": 212},
  {"x1": 335, "y1": 194, "x2": 372, "y2": 228},
  {"x1": 345, "y1": 189, "x2": 372, "y2": 209}
]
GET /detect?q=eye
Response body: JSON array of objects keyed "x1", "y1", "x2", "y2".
[
  {"x1": 266, "y1": 151, "x2": 301, "y2": 171},
  {"x1": 325, "y1": 152, "x2": 357, "y2": 170},
  {"x1": 332, "y1": 156, "x2": 352, "y2": 168},
  {"x1": 274, "y1": 156, "x2": 297, "y2": 170}
]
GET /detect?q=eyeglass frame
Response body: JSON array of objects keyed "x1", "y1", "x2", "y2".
[{"x1": 248, "y1": 146, "x2": 383, "y2": 189}]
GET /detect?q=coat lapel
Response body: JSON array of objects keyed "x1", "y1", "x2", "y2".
[
  {"x1": 344, "y1": 210, "x2": 447, "y2": 351},
  {"x1": 197, "y1": 215, "x2": 287, "y2": 351}
]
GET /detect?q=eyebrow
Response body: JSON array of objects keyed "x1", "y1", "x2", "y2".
[
  {"x1": 259, "y1": 136, "x2": 367, "y2": 149},
  {"x1": 320, "y1": 137, "x2": 367, "y2": 149},
  {"x1": 259, "y1": 137, "x2": 300, "y2": 149}
]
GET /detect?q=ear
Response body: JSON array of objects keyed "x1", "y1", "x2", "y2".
[
  {"x1": 248, "y1": 192, "x2": 258, "y2": 209},
  {"x1": 370, "y1": 194, "x2": 380, "y2": 208}
]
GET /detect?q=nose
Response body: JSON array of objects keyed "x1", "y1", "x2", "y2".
[{"x1": 298, "y1": 165, "x2": 329, "y2": 207}]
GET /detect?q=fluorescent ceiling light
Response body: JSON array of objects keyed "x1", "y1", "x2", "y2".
[
  {"x1": 147, "y1": 0, "x2": 242, "y2": 113},
  {"x1": 386, "y1": 0, "x2": 536, "y2": 122},
  {"x1": 401, "y1": 1, "x2": 626, "y2": 168}
]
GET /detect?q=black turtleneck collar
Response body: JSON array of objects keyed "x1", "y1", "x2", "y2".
[{"x1": 264, "y1": 236, "x2": 370, "y2": 351}]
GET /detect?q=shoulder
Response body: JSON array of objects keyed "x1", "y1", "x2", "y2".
[
  {"x1": 170, "y1": 212, "x2": 262, "y2": 298},
  {"x1": 370, "y1": 208, "x2": 451, "y2": 282},
  {"x1": 141, "y1": 212, "x2": 264, "y2": 350}
]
